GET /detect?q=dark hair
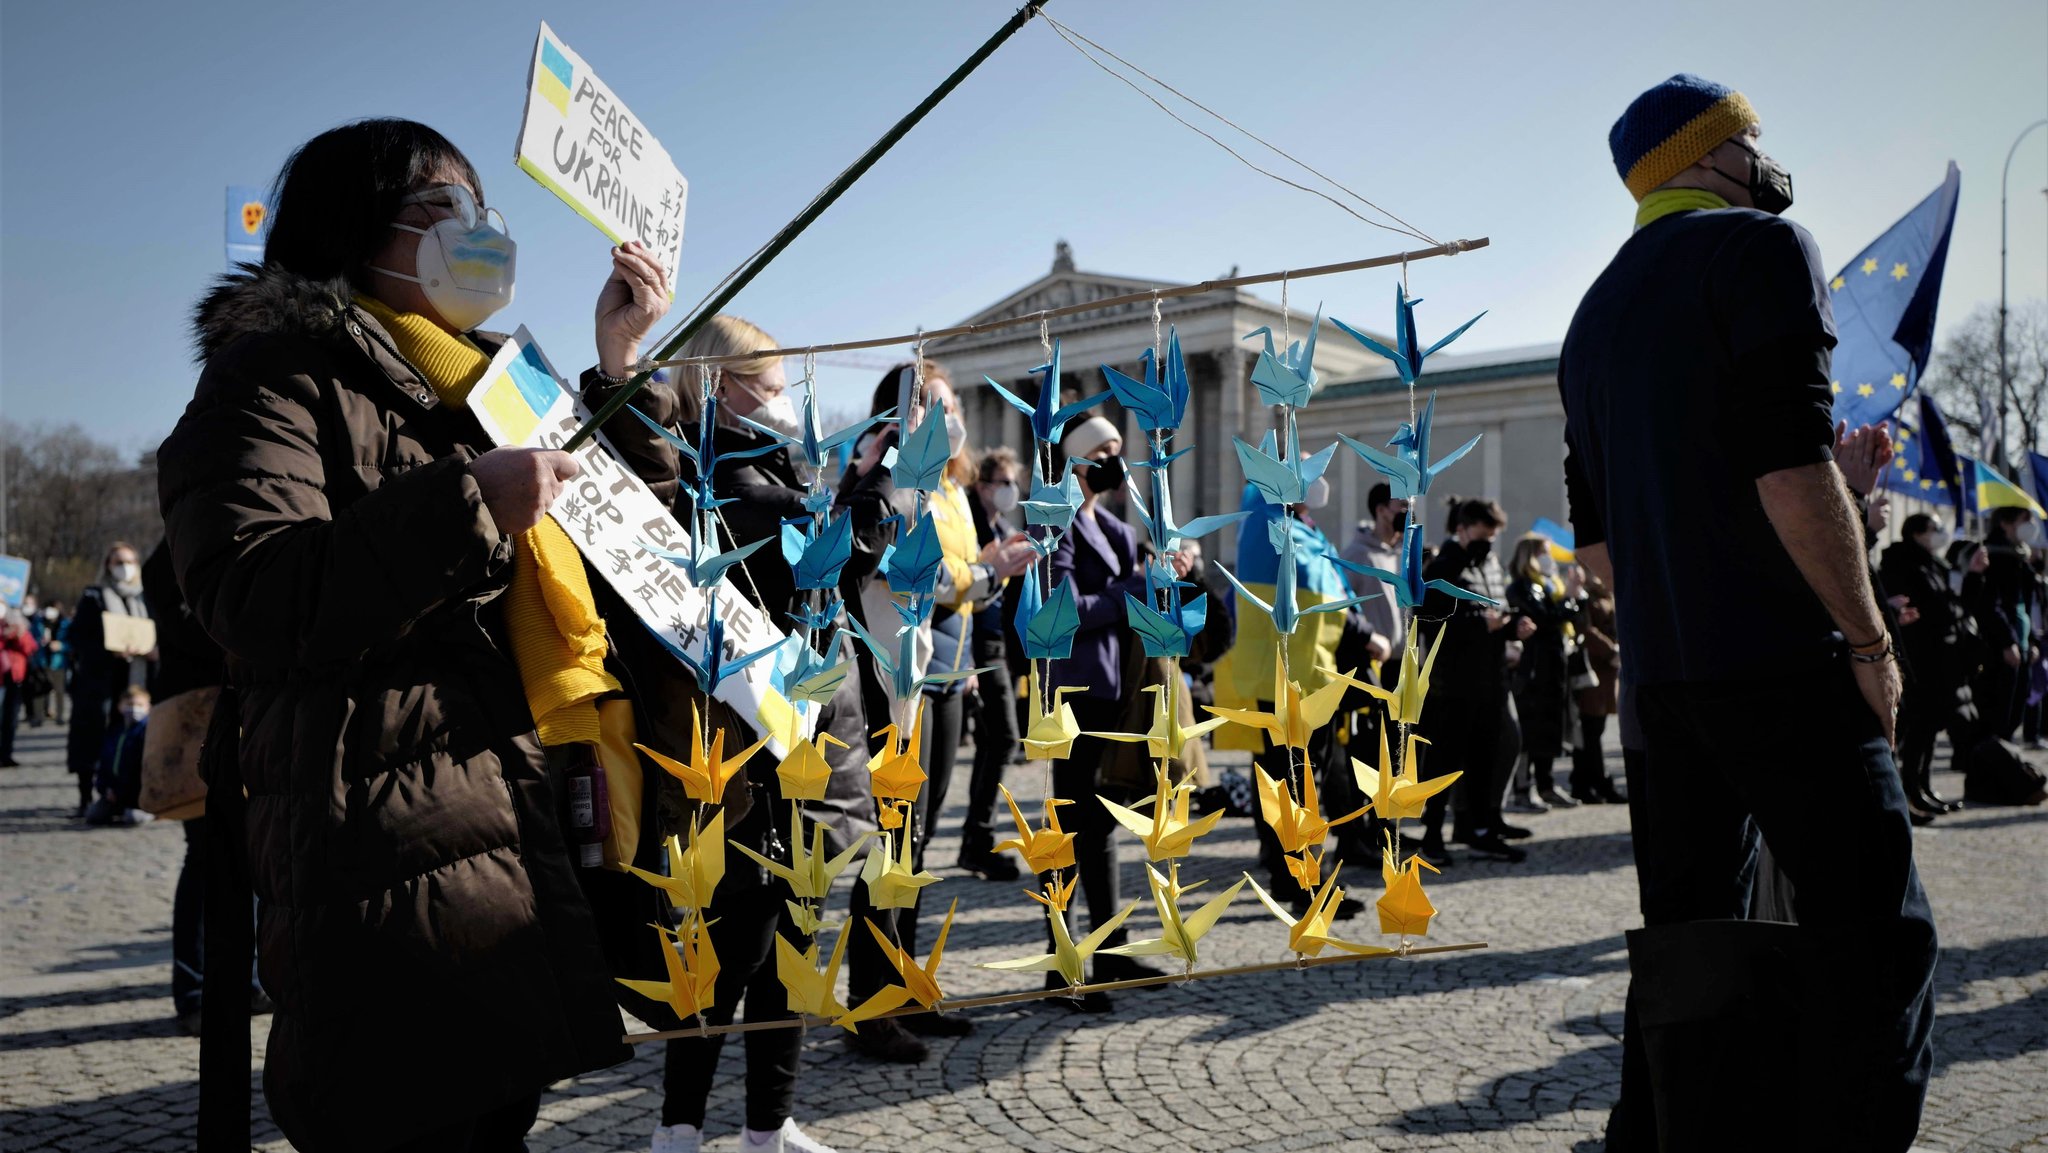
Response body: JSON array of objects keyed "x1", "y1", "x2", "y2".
[
  {"x1": 264, "y1": 119, "x2": 482, "y2": 289},
  {"x1": 870, "y1": 359, "x2": 950, "y2": 418},
  {"x1": 1368, "y1": 482, "x2": 1394, "y2": 515},
  {"x1": 1443, "y1": 495, "x2": 1506, "y2": 531},
  {"x1": 1988, "y1": 505, "x2": 2032, "y2": 538},
  {"x1": 1900, "y1": 513, "x2": 1937, "y2": 539}
]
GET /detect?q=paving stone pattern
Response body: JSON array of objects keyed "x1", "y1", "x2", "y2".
[{"x1": 2, "y1": 723, "x2": 2043, "y2": 1151}]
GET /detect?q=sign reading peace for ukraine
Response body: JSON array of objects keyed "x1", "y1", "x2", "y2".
[
  {"x1": 469, "y1": 328, "x2": 804, "y2": 754},
  {"x1": 514, "y1": 22, "x2": 687, "y2": 288}
]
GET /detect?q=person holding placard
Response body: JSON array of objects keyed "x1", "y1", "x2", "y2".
[
  {"x1": 160, "y1": 117, "x2": 679, "y2": 1152},
  {"x1": 64, "y1": 542, "x2": 152, "y2": 817}
]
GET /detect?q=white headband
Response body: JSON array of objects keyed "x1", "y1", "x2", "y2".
[{"x1": 1061, "y1": 415, "x2": 1121, "y2": 463}]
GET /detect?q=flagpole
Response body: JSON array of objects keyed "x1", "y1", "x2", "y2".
[{"x1": 1998, "y1": 118, "x2": 2047, "y2": 471}]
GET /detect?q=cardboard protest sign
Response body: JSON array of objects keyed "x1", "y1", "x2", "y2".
[
  {"x1": 514, "y1": 22, "x2": 687, "y2": 288},
  {"x1": 468, "y1": 329, "x2": 803, "y2": 755},
  {"x1": 0, "y1": 555, "x2": 29, "y2": 608}
]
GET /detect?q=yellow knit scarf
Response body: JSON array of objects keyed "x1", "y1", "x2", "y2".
[
  {"x1": 355, "y1": 296, "x2": 619, "y2": 745},
  {"x1": 1634, "y1": 188, "x2": 1730, "y2": 231}
]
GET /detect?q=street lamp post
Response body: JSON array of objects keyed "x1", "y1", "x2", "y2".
[{"x1": 1998, "y1": 118, "x2": 2048, "y2": 471}]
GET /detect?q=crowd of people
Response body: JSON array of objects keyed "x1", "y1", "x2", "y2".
[{"x1": 6, "y1": 82, "x2": 2043, "y2": 1153}]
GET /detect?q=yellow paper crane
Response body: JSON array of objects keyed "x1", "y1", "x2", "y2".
[
  {"x1": 1020, "y1": 673, "x2": 1088, "y2": 761},
  {"x1": 1350, "y1": 725, "x2": 1459, "y2": 822},
  {"x1": 835, "y1": 899, "x2": 959, "y2": 1030},
  {"x1": 621, "y1": 808, "x2": 727, "y2": 912},
  {"x1": 1245, "y1": 867, "x2": 1393, "y2": 959},
  {"x1": 731, "y1": 802, "x2": 868, "y2": 934},
  {"x1": 1378, "y1": 836, "x2": 1441, "y2": 937},
  {"x1": 858, "y1": 825, "x2": 940, "y2": 910},
  {"x1": 868, "y1": 700, "x2": 927, "y2": 810},
  {"x1": 993, "y1": 786, "x2": 1075, "y2": 875},
  {"x1": 1286, "y1": 844, "x2": 1326, "y2": 890},
  {"x1": 776, "y1": 729, "x2": 847, "y2": 802},
  {"x1": 638, "y1": 702, "x2": 770, "y2": 806},
  {"x1": 774, "y1": 920, "x2": 852, "y2": 1019},
  {"x1": 1101, "y1": 861, "x2": 1246, "y2": 972},
  {"x1": 1088, "y1": 683, "x2": 1228, "y2": 761},
  {"x1": 1331, "y1": 628, "x2": 1444, "y2": 729},
  {"x1": 1099, "y1": 762, "x2": 1225, "y2": 862},
  {"x1": 1028, "y1": 872, "x2": 1078, "y2": 912},
  {"x1": 979, "y1": 899, "x2": 1141, "y2": 988},
  {"x1": 1254, "y1": 759, "x2": 1368, "y2": 855},
  {"x1": 1205, "y1": 651, "x2": 1355, "y2": 751},
  {"x1": 617, "y1": 915, "x2": 722, "y2": 1020}
]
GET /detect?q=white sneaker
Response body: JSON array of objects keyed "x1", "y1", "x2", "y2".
[
  {"x1": 651, "y1": 1122, "x2": 701, "y2": 1153},
  {"x1": 738, "y1": 1118, "x2": 841, "y2": 1153}
]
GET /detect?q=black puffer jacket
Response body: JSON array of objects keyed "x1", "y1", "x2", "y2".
[{"x1": 160, "y1": 266, "x2": 628, "y2": 1151}]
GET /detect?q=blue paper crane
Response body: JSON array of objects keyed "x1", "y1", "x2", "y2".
[
  {"x1": 1127, "y1": 486, "x2": 1248, "y2": 555},
  {"x1": 1099, "y1": 329, "x2": 1193, "y2": 432},
  {"x1": 1335, "y1": 393, "x2": 1481, "y2": 501},
  {"x1": 1242, "y1": 306, "x2": 1324, "y2": 409},
  {"x1": 1124, "y1": 587, "x2": 1208, "y2": 659},
  {"x1": 984, "y1": 339, "x2": 1111, "y2": 443},
  {"x1": 655, "y1": 588, "x2": 784, "y2": 694},
  {"x1": 736, "y1": 388, "x2": 896, "y2": 473},
  {"x1": 774, "y1": 630, "x2": 851, "y2": 707},
  {"x1": 632, "y1": 398, "x2": 781, "y2": 517},
  {"x1": 780, "y1": 511, "x2": 854, "y2": 591},
  {"x1": 785, "y1": 596, "x2": 845, "y2": 632},
  {"x1": 1332, "y1": 522, "x2": 1498, "y2": 611},
  {"x1": 636, "y1": 536, "x2": 770, "y2": 591},
  {"x1": 1330, "y1": 285, "x2": 1484, "y2": 388},
  {"x1": 888, "y1": 401, "x2": 954, "y2": 494},
  {"x1": 878, "y1": 512, "x2": 945, "y2": 597},
  {"x1": 1019, "y1": 452, "x2": 1084, "y2": 533},
  {"x1": 1233, "y1": 426, "x2": 1338, "y2": 508},
  {"x1": 844, "y1": 607, "x2": 983, "y2": 702},
  {"x1": 1013, "y1": 573, "x2": 1081, "y2": 661},
  {"x1": 1214, "y1": 519, "x2": 1379, "y2": 637}
]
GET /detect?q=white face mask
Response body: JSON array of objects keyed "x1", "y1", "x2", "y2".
[
  {"x1": 1536, "y1": 556, "x2": 1559, "y2": 579},
  {"x1": 742, "y1": 389, "x2": 801, "y2": 439},
  {"x1": 121, "y1": 705, "x2": 149, "y2": 723},
  {"x1": 41, "y1": 607, "x2": 57, "y2": 622},
  {"x1": 1919, "y1": 530, "x2": 1952, "y2": 555},
  {"x1": 945, "y1": 411, "x2": 968, "y2": 458},
  {"x1": 371, "y1": 185, "x2": 516, "y2": 332},
  {"x1": 110, "y1": 563, "x2": 139, "y2": 585},
  {"x1": 988, "y1": 482, "x2": 1020, "y2": 513},
  {"x1": 1306, "y1": 476, "x2": 1330, "y2": 509}
]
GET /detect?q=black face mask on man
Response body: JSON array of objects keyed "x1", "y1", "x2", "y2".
[
  {"x1": 1087, "y1": 454, "x2": 1128, "y2": 494},
  {"x1": 1707, "y1": 138, "x2": 1794, "y2": 215},
  {"x1": 1463, "y1": 536, "x2": 1493, "y2": 563}
]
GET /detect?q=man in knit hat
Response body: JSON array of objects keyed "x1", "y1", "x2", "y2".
[{"x1": 1559, "y1": 75, "x2": 1936, "y2": 1149}]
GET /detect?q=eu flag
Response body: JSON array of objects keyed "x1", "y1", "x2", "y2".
[
  {"x1": 1881, "y1": 392, "x2": 1966, "y2": 515},
  {"x1": 1828, "y1": 163, "x2": 1961, "y2": 430}
]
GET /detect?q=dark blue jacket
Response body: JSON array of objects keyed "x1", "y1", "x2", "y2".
[{"x1": 1042, "y1": 506, "x2": 1144, "y2": 703}]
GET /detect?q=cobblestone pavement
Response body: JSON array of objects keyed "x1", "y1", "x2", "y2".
[{"x1": 3, "y1": 720, "x2": 2044, "y2": 1152}]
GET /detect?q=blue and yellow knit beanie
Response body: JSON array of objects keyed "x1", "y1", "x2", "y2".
[{"x1": 1609, "y1": 74, "x2": 1760, "y2": 201}]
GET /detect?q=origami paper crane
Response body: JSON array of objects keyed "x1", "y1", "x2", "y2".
[
  {"x1": 621, "y1": 808, "x2": 727, "y2": 912},
  {"x1": 995, "y1": 785, "x2": 1076, "y2": 874},
  {"x1": 655, "y1": 589, "x2": 784, "y2": 695},
  {"x1": 732, "y1": 801, "x2": 867, "y2": 905},
  {"x1": 1328, "y1": 625, "x2": 1445, "y2": 729},
  {"x1": 1088, "y1": 682, "x2": 1226, "y2": 762},
  {"x1": 1242, "y1": 306, "x2": 1324, "y2": 408},
  {"x1": 632, "y1": 399, "x2": 781, "y2": 516},
  {"x1": 1019, "y1": 675, "x2": 1087, "y2": 761},
  {"x1": 618, "y1": 916, "x2": 722, "y2": 1021},
  {"x1": 859, "y1": 825, "x2": 941, "y2": 909},
  {"x1": 1216, "y1": 530, "x2": 1376, "y2": 641},
  {"x1": 736, "y1": 387, "x2": 896, "y2": 472},
  {"x1": 1233, "y1": 427, "x2": 1339, "y2": 509},
  {"x1": 1335, "y1": 394, "x2": 1480, "y2": 501},
  {"x1": 1378, "y1": 837, "x2": 1441, "y2": 937},
  {"x1": 1205, "y1": 651, "x2": 1356, "y2": 751},
  {"x1": 1245, "y1": 867, "x2": 1392, "y2": 959},
  {"x1": 638, "y1": 534, "x2": 770, "y2": 591},
  {"x1": 1331, "y1": 284, "x2": 1485, "y2": 389},
  {"x1": 638, "y1": 702, "x2": 770, "y2": 806},
  {"x1": 879, "y1": 512, "x2": 944, "y2": 598},
  {"x1": 845, "y1": 609, "x2": 981, "y2": 702},
  {"x1": 774, "y1": 729, "x2": 845, "y2": 801},
  {"x1": 836, "y1": 899, "x2": 959, "y2": 1028},
  {"x1": 1255, "y1": 761, "x2": 1368, "y2": 855},
  {"x1": 778, "y1": 638, "x2": 851, "y2": 709},
  {"x1": 1286, "y1": 844, "x2": 1326, "y2": 890},
  {"x1": 1097, "y1": 762, "x2": 1225, "y2": 862},
  {"x1": 1101, "y1": 862, "x2": 1245, "y2": 972},
  {"x1": 984, "y1": 340, "x2": 1110, "y2": 443},
  {"x1": 785, "y1": 596, "x2": 844, "y2": 633},
  {"x1": 1332, "y1": 523, "x2": 1497, "y2": 612},
  {"x1": 1123, "y1": 591, "x2": 1207, "y2": 660},
  {"x1": 774, "y1": 923, "x2": 851, "y2": 1019},
  {"x1": 867, "y1": 701, "x2": 927, "y2": 808},
  {"x1": 1016, "y1": 577, "x2": 1080, "y2": 661},
  {"x1": 1030, "y1": 872, "x2": 1079, "y2": 912},
  {"x1": 1099, "y1": 329, "x2": 1192, "y2": 432},
  {"x1": 1019, "y1": 452, "x2": 1084, "y2": 532},
  {"x1": 1350, "y1": 724, "x2": 1459, "y2": 822},
  {"x1": 979, "y1": 898, "x2": 1141, "y2": 988},
  {"x1": 1127, "y1": 486, "x2": 1247, "y2": 557},
  {"x1": 781, "y1": 512, "x2": 854, "y2": 591},
  {"x1": 887, "y1": 396, "x2": 954, "y2": 494}
]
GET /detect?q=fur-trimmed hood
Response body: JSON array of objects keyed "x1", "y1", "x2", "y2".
[{"x1": 191, "y1": 264, "x2": 355, "y2": 363}]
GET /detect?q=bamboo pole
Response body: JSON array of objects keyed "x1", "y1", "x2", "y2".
[
  {"x1": 621, "y1": 940, "x2": 1488, "y2": 1044},
  {"x1": 642, "y1": 238, "x2": 1491, "y2": 370}
]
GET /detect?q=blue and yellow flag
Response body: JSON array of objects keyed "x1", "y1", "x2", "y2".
[
  {"x1": 1828, "y1": 163, "x2": 1961, "y2": 430},
  {"x1": 1881, "y1": 393, "x2": 1964, "y2": 514},
  {"x1": 1974, "y1": 459, "x2": 2045, "y2": 518},
  {"x1": 2029, "y1": 452, "x2": 2048, "y2": 512}
]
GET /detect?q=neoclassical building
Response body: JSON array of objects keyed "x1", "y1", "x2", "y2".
[{"x1": 934, "y1": 244, "x2": 1568, "y2": 557}]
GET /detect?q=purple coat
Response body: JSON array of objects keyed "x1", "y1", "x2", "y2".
[{"x1": 1046, "y1": 506, "x2": 1145, "y2": 702}]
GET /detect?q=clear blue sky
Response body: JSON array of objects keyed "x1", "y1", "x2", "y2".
[{"x1": 3, "y1": 0, "x2": 2044, "y2": 457}]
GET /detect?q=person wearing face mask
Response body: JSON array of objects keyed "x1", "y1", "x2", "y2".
[
  {"x1": 65, "y1": 542, "x2": 152, "y2": 817},
  {"x1": 1562, "y1": 76, "x2": 1937, "y2": 1148},
  {"x1": 1881, "y1": 515, "x2": 1975, "y2": 818},
  {"x1": 162, "y1": 118, "x2": 672, "y2": 1151},
  {"x1": 959, "y1": 446, "x2": 1026, "y2": 880},
  {"x1": 1505, "y1": 535, "x2": 1584, "y2": 811},
  {"x1": 84, "y1": 686, "x2": 154, "y2": 826},
  {"x1": 0, "y1": 609, "x2": 38, "y2": 769},
  {"x1": 1977, "y1": 506, "x2": 2044, "y2": 741},
  {"x1": 27, "y1": 600, "x2": 68, "y2": 728}
]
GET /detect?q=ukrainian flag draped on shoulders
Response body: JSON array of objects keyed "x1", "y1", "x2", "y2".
[{"x1": 1210, "y1": 484, "x2": 1348, "y2": 753}]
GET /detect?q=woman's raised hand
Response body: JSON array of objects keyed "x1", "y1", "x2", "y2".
[{"x1": 595, "y1": 241, "x2": 671, "y2": 378}]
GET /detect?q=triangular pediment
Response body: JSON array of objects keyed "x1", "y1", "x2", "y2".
[{"x1": 956, "y1": 269, "x2": 1183, "y2": 328}]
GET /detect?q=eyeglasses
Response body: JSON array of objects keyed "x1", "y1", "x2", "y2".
[{"x1": 398, "y1": 184, "x2": 507, "y2": 234}]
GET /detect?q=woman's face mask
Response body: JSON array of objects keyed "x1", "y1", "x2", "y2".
[
  {"x1": 109, "y1": 561, "x2": 139, "y2": 585},
  {"x1": 370, "y1": 184, "x2": 517, "y2": 332},
  {"x1": 729, "y1": 375, "x2": 799, "y2": 438},
  {"x1": 1086, "y1": 454, "x2": 1128, "y2": 494},
  {"x1": 945, "y1": 411, "x2": 968, "y2": 458},
  {"x1": 986, "y1": 481, "x2": 1020, "y2": 513},
  {"x1": 121, "y1": 704, "x2": 149, "y2": 724},
  {"x1": 1918, "y1": 529, "x2": 1952, "y2": 555}
]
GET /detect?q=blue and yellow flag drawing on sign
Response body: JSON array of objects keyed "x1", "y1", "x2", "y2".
[
  {"x1": 537, "y1": 36, "x2": 574, "y2": 114},
  {"x1": 1828, "y1": 163, "x2": 1961, "y2": 431},
  {"x1": 479, "y1": 341, "x2": 563, "y2": 446}
]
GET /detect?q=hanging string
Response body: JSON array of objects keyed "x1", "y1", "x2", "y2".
[
  {"x1": 1150, "y1": 290, "x2": 1163, "y2": 357},
  {"x1": 1039, "y1": 14, "x2": 1441, "y2": 247}
]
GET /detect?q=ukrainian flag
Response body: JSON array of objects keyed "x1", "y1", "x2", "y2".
[
  {"x1": 1209, "y1": 485, "x2": 1349, "y2": 753},
  {"x1": 537, "y1": 37, "x2": 573, "y2": 115},
  {"x1": 1974, "y1": 459, "x2": 2045, "y2": 517},
  {"x1": 479, "y1": 342, "x2": 562, "y2": 445}
]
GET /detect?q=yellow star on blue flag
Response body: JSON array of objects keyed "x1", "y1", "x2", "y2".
[{"x1": 1830, "y1": 163, "x2": 1961, "y2": 430}]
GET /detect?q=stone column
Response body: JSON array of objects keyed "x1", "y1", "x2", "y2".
[{"x1": 1218, "y1": 347, "x2": 1249, "y2": 558}]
